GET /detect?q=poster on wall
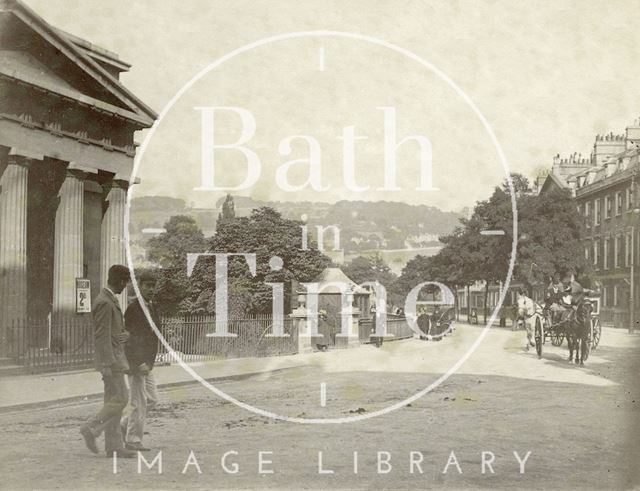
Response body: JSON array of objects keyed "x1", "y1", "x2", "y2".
[{"x1": 75, "y1": 278, "x2": 91, "y2": 314}]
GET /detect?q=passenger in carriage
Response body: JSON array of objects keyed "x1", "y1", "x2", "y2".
[
  {"x1": 553, "y1": 271, "x2": 588, "y2": 324},
  {"x1": 547, "y1": 272, "x2": 564, "y2": 295},
  {"x1": 544, "y1": 272, "x2": 565, "y2": 324}
]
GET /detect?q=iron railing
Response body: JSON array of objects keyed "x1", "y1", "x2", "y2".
[
  {"x1": 0, "y1": 316, "x2": 95, "y2": 371},
  {"x1": 0, "y1": 313, "x2": 436, "y2": 374},
  {"x1": 0, "y1": 314, "x2": 299, "y2": 372},
  {"x1": 157, "y1": 314, "x2": 298, "y2": 362}
]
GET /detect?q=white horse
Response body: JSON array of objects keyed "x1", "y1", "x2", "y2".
[{"x1": 516, "y1": 292, "x2": 544, "y2": 353}]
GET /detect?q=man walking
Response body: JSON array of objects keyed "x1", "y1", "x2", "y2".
[
  {"x1": 121, "y1": 270, "x2": 160, "y2": 452},
  {"x1": 80, "y1": 265, "x2": 135, "y2": 458}
]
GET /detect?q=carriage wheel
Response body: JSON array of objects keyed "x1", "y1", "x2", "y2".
[
  {"x1": 550, "y1": 329, "x2": 564, "y2": 346},
  {"x1": 591, "y1": 317, "x2": 601, "y2": 349},
  {"x1": 534, "y1": 317, "x2": 543, "y2": 358}
]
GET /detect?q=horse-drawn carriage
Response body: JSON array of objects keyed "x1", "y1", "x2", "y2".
[
  {"x1": 416, "y1": 307, "x2": 456, "y2": 340},
  {"x1": 536, "y1": 295, "x2": 601, "y2": 349},
  {"x1": 518, "y1": 293, "x2": 602, "y2": 365}
]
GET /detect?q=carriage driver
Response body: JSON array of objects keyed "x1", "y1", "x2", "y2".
[
  {"x1": 545, "y1": 270, "x2": 586, "y2": 324},
  {"x1": 563, "y1": 271, "x2": 586, "y2": 306}
]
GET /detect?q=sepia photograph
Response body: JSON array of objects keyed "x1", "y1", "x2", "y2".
[{"x1": 0, "y1": 0, "x2": 639, "y2": 489}]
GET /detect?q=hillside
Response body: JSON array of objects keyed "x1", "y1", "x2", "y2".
[{"x1": 130, "y1": 195, "x2": 462, "y2": 254}]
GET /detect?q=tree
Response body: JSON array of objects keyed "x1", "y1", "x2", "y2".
[
  {"x1": 147, "y1": 215, "x2": 207, "y2": 268},
  {"x1": 517, "y1": 187, "x2": 592, "y2": 286},
  {"x1": 218, "y1": 194, "x2": 236, "y2": 222},
  {"x1": 342, "y1": 254, "x2": 400, "y2": 305},
  {"x1": 502, "y1": 173, "x2": 531, "y2": 198},
  {"x1": 145, "y1": 215, "x2": 207, "y2": 315},
  {"x1": 411, "y1": 172, "x2": 594, "y2": 323},
  {"x1": 186, "y1": 207, "x2": 331, "y2": 315},
  {"x1": 394, "y1": 227, "x2": 477, "y2": 319},
  {"x1": 342, "y1": 254, "x2": 397, "y2": 286},
  {"x1": 395, "y1": 254, "x2": 434, "y2": 299},
  {"x1": 416, "y1": 182, "x2": 516, "y2": 322}
]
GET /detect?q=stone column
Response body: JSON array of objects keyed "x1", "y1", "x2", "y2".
[
  {"x1": 335, "y1": 307, "x2": 361, "y2": 348},
  {"x1": 52, "y1": 168, "x2": 85, "y2": 319},
  {"x1": 290, "y1": 306, "x2": 314, "y2": 354},
  {"x1": 101, "y1": 178, "x2": 128, "y2": 309},
  {"x1": 0, "y1": 153, "x2": 33, "y2": 354}
]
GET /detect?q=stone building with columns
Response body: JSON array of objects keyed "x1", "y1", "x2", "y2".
[{"x1": 0, "y1": 0, "x2": 156, "y2": 354}]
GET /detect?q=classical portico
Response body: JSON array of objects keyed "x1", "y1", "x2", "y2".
[{"x1": 0, "y1": 0, "x2": 156, "y2": 354}]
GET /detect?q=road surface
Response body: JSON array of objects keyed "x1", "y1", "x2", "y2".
[{"x1": 1, "y1": 323, "x2": 639, "y2": 489}]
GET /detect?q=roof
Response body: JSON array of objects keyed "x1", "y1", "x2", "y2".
[
  {"x1": 0, "y1": 0, "x2": 157, "y2": 125},
  {"x1": 55, "y1": 27, "x2": 131, "y2": 73},
  {"x1": 572, "y1": 146, "x2": 640, "y2": 193},
  {"x1": 541, "y1": 141, "x2": 640, "y2": 197},
  {"x1": 538, "y1": 171, "x2": 568, "y2": 195}
]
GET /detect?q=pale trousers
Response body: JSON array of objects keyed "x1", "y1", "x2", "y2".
[
  {"x1": 123, "y1": 371, "x2": 158, "y2": 444},
  {"x1": 85, "y1": 371, "x2": 128, "y2": 452}
]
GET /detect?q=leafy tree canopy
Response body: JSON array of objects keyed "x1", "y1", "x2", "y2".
[
  {"x1": 517, "y1": 187, "x2": 591, "y2": 286},
  {"x1": 342, "y1": 254, "x2": 397, "y2": 287},
  {"x1": 396, "y1": 173, "x2": 592, "y2": 298},
  {"x1": 145, "y1": 215, "x2": 208, "y2": 315},
  {"x1": 147, "y1": 215, "x2": 207, "y2": 268},
  {"x1": 186, "y1": 207, "x2": 331, "y2": 314}
]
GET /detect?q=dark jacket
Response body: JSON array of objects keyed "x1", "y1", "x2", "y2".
[
  {"x1": 124, "y1": 299, "x2": 159, "y2": 373},
  {"x1": 93, "y1": 288, "x2": 129, "y2": 372},
  {"x1": 545, "y1": 281, "x2": 564, "y2": 304},
  {"x1": 568, "y1": 280, "x2": 585, "y2": 305}
]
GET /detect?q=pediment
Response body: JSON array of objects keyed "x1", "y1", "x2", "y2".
[
  {"x1": 0, "y1": 49, "x2": 75, "y2": 92},
  {"x1": 0, "y1": 0, "x2": 156, "y2": 126}
]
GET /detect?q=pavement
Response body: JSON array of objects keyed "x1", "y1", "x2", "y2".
[
  {"x1": 1, "y1": 322, "x2": 638, "y2": 489},
  {"x1": 1, "y1": 322, "x2": 635, "y2": 413},
  {"x1": 0, "y1": 349, "x2": 312, "y2": 412}
]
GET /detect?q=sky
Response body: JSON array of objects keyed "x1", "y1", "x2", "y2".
[{"x1": 23, "y1": 0, "x2": 640, "y2": 212}]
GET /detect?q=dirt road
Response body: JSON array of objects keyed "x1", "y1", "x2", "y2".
[{"x1": 1, "y1": 324, "x2": 639, "y2": 489}]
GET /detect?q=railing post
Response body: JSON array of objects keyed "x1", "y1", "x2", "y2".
[
  {"x1": 0, "y1": 319, "x2": 5, "y2": 358},
  {"x1": 14, "y1": 317, "x2": 25, "y2": 359}
]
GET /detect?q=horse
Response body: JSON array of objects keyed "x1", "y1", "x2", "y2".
[
  {"x1": 565, "y1": 300, "x2": 592, "y2": 366},
  {"x1": 516, "y1": 292, "x2": 544, "y2": 354}
]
